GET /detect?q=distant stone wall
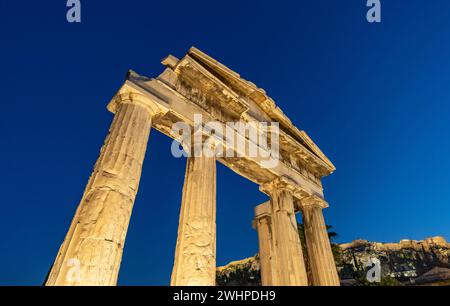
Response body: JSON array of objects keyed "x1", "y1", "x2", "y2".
[{"x1": 340, "y1": 236, "x2": 449, "y2": 252}]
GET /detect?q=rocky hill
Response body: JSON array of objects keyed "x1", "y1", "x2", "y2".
[
  {"x1": 216, "y1": 256, "x2": 262, "y2": 286},
  {"x1": 216, "y1": 236, "x2": 450, "y2": 286}
]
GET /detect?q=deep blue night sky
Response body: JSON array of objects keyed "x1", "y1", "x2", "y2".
[{"x1": 1, "y1": 1, "x2": 449, "y2": 285}]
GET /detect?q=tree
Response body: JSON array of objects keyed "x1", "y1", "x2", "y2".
[
  {"x1": 297, "y1": 223, "x2": 341, "y2": 261},
  {"x1": 297, "y1": 223, "x2": 342, "y2": 284}
]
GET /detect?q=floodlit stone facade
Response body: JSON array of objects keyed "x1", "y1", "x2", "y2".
[{"x1": 46, "y1": 47, "x2": 339, "y2": 286}]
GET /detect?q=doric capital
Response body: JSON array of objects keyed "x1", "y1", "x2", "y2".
[
  {"x1": 254, "y1": 202, "x2": 271, "y2": 219},
  {"x1": 252, "y1": 202, "x2": 271, "y2": 229},
  {"x1": 107, "y1": 79, "x2": 170, "y2": 117},
  {"x1": 108, "y1": 91, "x2": 164, "y2": 117},
  {"x1": 259, "y1": 176, "x2": 308, "y2": 199},
  {"x1": 299, "y1": 195, "x2": 329, "y2": 210}
]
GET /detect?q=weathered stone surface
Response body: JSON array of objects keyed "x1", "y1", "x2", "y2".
[
  {"x1": 259, "y1": 178, "x2": 309, "y2": 286},
  {"x1": 171, "y1": 152, "x2": 217, "y2": 286},
  {"x1": 155, "y1": 47, "x2": 334, "y2": 196},
  {"x1": 253, "y1": 203, "x2": 276, "y2": 285},
  {"x1": 300, "y1": 195, "x2": 340, "y2": 286},
  {"x1": 46, "y1": 97, "x2": 154, "y2": 286}
]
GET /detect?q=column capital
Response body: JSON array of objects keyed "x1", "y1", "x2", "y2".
[
  {"x1": 300, "y1": 195, "x2": 329, "y2": 210},
  {"x1": 107, "y1": 89, "x2": 167, "y2": 117},
  {"x1": 254, "y1": 201, "x2": 271, "y2": 219},
  {"x1": 252, "y1": 202, "x2": 271, "y2": 229},
  {"x1": 259, "y1": 176, "x2": 308, "y2": 199}
]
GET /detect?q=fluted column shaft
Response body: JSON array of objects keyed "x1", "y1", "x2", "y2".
[
  {"x1": 301, "y1": 196, "x2": 340, "y2": 286},
  {"x1": 171, "y1": 152, "x2": 217, "y2": 286},
  {"x1": 271, "y1": 189, "x2": 308, "y2": 285},
  {"x1": 46, "y1": 97, "x2": 153, "y2": 286},
  {"x1": 254, "y1": 203, "x2": 278, "y2": 285},
  {"x1": 260, "y1": 178, "x2": 308, "y2": 286}
]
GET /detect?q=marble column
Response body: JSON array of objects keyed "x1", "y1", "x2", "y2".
[
  {"x1": 300, "y1": 195, "x2": 340, "y2": 286},
  {"x1": 253, "y1": 202, "x2": 276, "y2": 285},
  {"x1": 171, "y1": 143, "x2": 217, "y2": 286},
  {"x1": 46, "y1": 92, "x2": 157, "y2": 286},
  {"x1": 260, "y1": 178, "x2": 308, "y2": 286}
]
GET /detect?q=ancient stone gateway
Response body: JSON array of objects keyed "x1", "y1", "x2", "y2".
[{"x1": 46, "y1": 47, "x2": 339, "y2": 286}]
